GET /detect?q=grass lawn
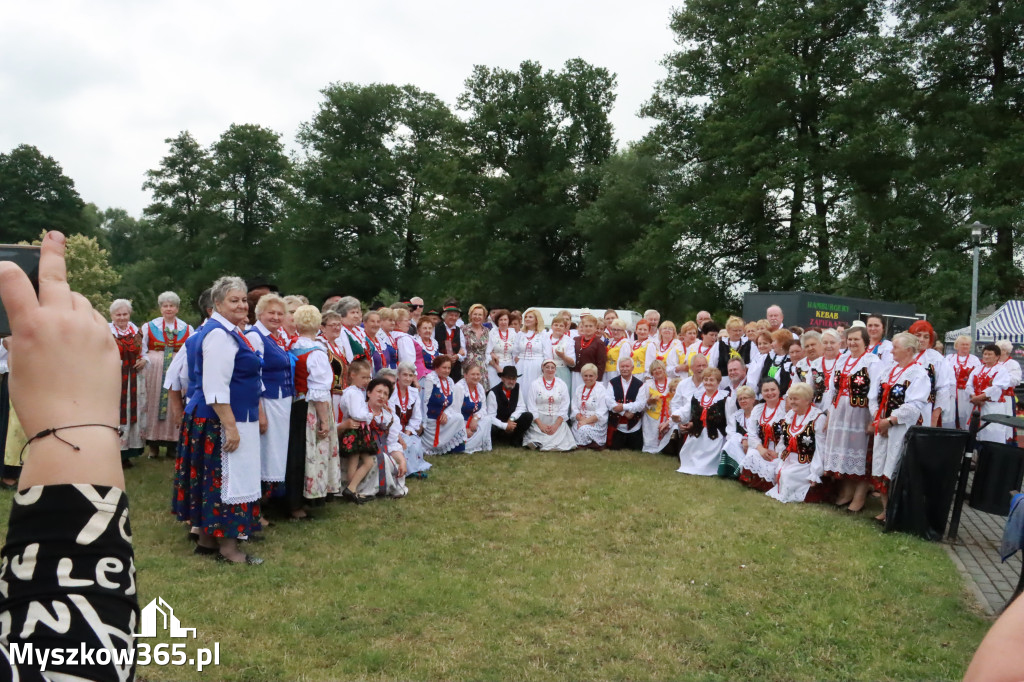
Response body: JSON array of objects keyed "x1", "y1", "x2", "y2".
[{"x1": 3, "y1": 447, "x2": 991, "y2": 681}]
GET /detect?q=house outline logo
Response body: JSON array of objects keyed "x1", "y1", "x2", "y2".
[{"x1": 134, "y1": 597, "x2": 197, "y2": 639}]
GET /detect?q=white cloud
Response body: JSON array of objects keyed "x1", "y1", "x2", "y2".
[{"x1": 0, "y1": 0, "x2": 679, "y2": 216}]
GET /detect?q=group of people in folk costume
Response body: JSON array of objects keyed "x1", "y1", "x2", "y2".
[{"x1": 65, "y1": 285, "x2": 1019, "y2": 564}]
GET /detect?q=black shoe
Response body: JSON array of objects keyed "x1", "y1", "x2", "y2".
[
  {"x1": 216, "y1": 553, "x2": 264, "y2": 566},
  {"x1": 341, "y1": 488, "x2": 365, "y2": 505},
  {"x1": 193, "y1": 545, "x2": 218, "y2": 557}
]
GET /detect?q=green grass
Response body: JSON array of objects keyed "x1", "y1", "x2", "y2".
[{"x1": 5, "y1": 448, "x2": 992, "y2": 681}]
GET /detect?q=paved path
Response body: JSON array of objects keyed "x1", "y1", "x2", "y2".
[{"x1": 945, "y1": 502, "x2": 1022, "y2": 616}]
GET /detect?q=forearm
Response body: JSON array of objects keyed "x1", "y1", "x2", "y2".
[{"x1": 211, "y1": 403, "x2": 237, "y2": 431}]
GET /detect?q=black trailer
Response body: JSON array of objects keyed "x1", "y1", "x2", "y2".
[{"x1": 742, "y1": 291, "x2": 920, "y2": 333}]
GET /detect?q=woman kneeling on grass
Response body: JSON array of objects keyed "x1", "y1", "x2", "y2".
[
  {"x1": 355, "y1": 377, "x2": 409, "y2": 499},
  {"x1": 737, "y1": 377, "x2": 786, "y2": 491},
  {"x1": 420, "y1": 354, "x2": 467, "y2": 455},
  {"x1": 675, "y1": 368, "x2": 734, "y2": 476},
  {"x1": 523, "y1": 358, "x2": 576, "y2": 451},
  {"x1": 766, "y1": 382, "x2": 829, "y2": 503},
  {"x1": 458, "y1": 361, "x2": 492, "y2": 454},
  {"x1": 571, "y1": 363, "x2": 609, "y2": 449}
]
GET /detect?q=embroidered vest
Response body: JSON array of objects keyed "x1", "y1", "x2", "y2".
[{"x1": 610, "y1": 377, "x2": 643, "y2": 429}]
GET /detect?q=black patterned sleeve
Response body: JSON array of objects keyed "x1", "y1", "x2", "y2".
[{"x1": 0, "y1": 484, "x2": 139, "y2": 681}]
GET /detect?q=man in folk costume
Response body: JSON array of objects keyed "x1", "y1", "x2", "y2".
[
  {"x1": 487, "y1": 365, "x2": 534, "y2": 447},
  {"x1": 968, "y1": 344, "x2": 1016, "y2": 444},
  {"x1": 436, "y1": 301, "x2": 467, "y2": 382},
  {"x1": 606, "y1": 356, "x2": 647, "y2": 451}
]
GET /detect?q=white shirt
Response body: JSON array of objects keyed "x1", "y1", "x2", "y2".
[
  {"x1": 389, "y1": 384, "x2": 423, "y2": 435},
  {"x1": 292, "y1": 336, "x2": 332, "y2": 403},
  {"x1": 200, "y1": 312, "x2": 262, "y2": 415}
]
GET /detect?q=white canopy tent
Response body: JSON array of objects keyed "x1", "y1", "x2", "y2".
[{"x1": 945, "y1": 300, "x2": 1024, "y2": 344}]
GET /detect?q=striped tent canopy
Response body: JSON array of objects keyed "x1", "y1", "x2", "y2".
[{"x1": 945, "y1": 300, "x2": 1024, "y2": 344}]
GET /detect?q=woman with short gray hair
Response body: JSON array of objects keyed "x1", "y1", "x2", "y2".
[
  {"x1": 141, "y1": 290, "x2": 194, "y2": 457},
  {"x1": 109, "y1": 298, "x2": 147, "y2": 467},
  {"x1": 334, "y1": 296, "x2": 370, "y2": 363}
]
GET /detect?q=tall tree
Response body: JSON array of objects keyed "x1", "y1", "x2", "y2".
[
  {"x1": 0, "y1": 144, "x2": 91, "y2": 242},
  {"x1": 420, "y1": 59, "x2": 616, "y2": 307},
  {"x1": 288, "y1": 83, "x2": 460, "y2": 302}
]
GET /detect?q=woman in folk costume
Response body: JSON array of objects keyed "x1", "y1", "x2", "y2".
[
  {"x1": 671, "y1": 353, "x2": 709, "y2": 426},
  {"x1": 755, "y1": 328, "x2": 796, "y2": 397},
  {"x1": 744, "y1": 331, "x2": 774, "y2": 396},
  {"x1": 738, "y1": 378, "x2": 786, "y2": 491},
  {"x1": 607, "y1": 355, "x2": 649, "y2": 451},
  {"x1": 675, "y1": 368, "x2": 734, "y2": 476},
  {"x1": 572, "y1": 363, "x2": 610, "y2": 449},
  {"x1": 109, "y1": 299, "x2": 146, "y2": 467},
  {"x1": 968, "y1": 344, "x2": 1016, "y2": 444},
  {"x1": 376, "y1": 307, "x2": 399, "y2": 371},
  {"x1": 819, "y1": 326, "x2": 879, "y2": 513},
  {"x1": 391, "y1": 305, "x2": 418, "y2": 369},
  {"x1": 603, "y1": 319, "x2": 629, "y2": 385},
  {"x1": 523, "y1": 359, "x2": 576, "y2": 451},
  {"x1": 907, "y1": 320, "x2": 955, "y2": 427},
  {"x1": 647, "y1": 321, "x2": 683, "y2": 380},
  {"x1": 716, "y1": 316, "x2": 752, "y2": 377},
  {"x1": 318, "y1": 310, "x2": 348, "y2": 422},
  {"x1": 678, "y1": 321, "x2": 699, "y2": 372},
  {"x1": 458, "y1": 362, "x2": 491, "y2": 453},
  {"x1": 142, "y1": 290, "x2": 193, "y2": 458},
  {"x1": 281, "y1": 295, "x2": 307, "y2": 349},
  {"x1": 462, "y1": 304, "x2": 494, "y2": 391},
  {"x1": 412, "y1": 316, "x2": 441, "y2": 380},
  {"x1": 488, "y1": 309, "x2": 518, "y2": 389},
  {"x1": 806, "y1": 329, "x2": 842, "y2": 410},
  {"x1": 572, "y1": 314, "x2": 607, "y2": 397},
  {"x1": 641, "y1": 359, "x2": 676, "y2": 454},
  {"x1": 868, "y1": 332, "x2": 930, "y2": 521},
  {"x1": 356, "y1": 377, "x2": 408, "y2": 499},
  {"x1": 720, "y1": 385, "x2": 757, "y2": 479},
  {"x1": 363, "y1": 310, "x2": 386, "y2": 375},
  {"x1": 687, "y1": 322, "x2": 720, "y2": 376},
  {"x1": 791, "y1": 331, "x2": 822, "y2": 385},
  {"x1": 391, "y1": 362, "x2": 429, "y2": 477},
  {"x1": 420, "y1": 354, "x2": 467, "y2": 455},
  {"x1": 516, "y1": 308, "x2": 547, "y2": 393},
  {"x1": 172, "y1": 277, "x2": 263, "y2": 565},
  {"x1": 285, "y1": 305, "x2": 339, "y2": 520},
  {"x1": 335, "y1": 296, "x2": 370, "y2": 364},
  {"x1": 996, "y1": 339, "x2": 1022, "y2": 432},
  {"x1": 630, "y1": 319, "x2": 653, "y2": 382},
  {"x1": 946, "y1": 335, "x2": 981, "y2": 430},
  {"x1": 766, "y1": 382, "x2": 830, "y2": 503},
  {"x1": 244, "y1": 294, "x2": 293, "y2": 501},
  {"x1": 865, "y1": 315, "x2": 893, "y2": 363},
  {"x1": 546, "y1": 315, "x2": 576, "y2": 390},
  {"x1": 601, "y1": 309, "x2": 619, "y2": 341}
]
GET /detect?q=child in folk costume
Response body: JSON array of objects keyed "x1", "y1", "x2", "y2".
[
  {"x1": 676, "y1": 368, "x2": 735, "y2": 476},
  {"x1": 721, "y1": 385, "x2": 757, "y2": 479},
  {"x1": 869, "y1": 332, "x2": 931, "y2": 521},
  {"x1": 358, "y1": 378, "x2": 409, "y2": 499},
  {"x1": 946, "y1": 335, "x2": 982, "y2": 430},
  {"x1": 337, "y1": 360, "x2": 378, "y2": 504},
  {"x1": 390, "y1": 362, "x2": 430, "y2": 477},
  {"x1": 489, "y1": 309, "x2": 518, "y2": 389},
  {"x1": 572, "y1": 363, "x2": 610, "y2": 449},
  {"x1": 766, "y1": 383, "x2": 829, "y2": 503},
  {"x1": 414, "y1": 317, "x2": 441, "y2": 380},
  {"x1": 109, "y1": 299, "x2": 147, "y2": 466},
  {"x1": 546, "y1": 315, "x2": 576, "y2": 397},
  {"x1": 968, "y1": 344, "x2": 1016, "y2": 444},
  {"x1": 603, "y1": 320, "x2": 629, "y2": 385},
  {"x1": 420, "y1": 354, "x2": 467, "y2": 455},
  {"x1": 641, "y1": 360, "x2": 676, "y2": 454},
  {"x1": 523, "y1": 359, "x2": 576, "y2": 451},
  {"x1": 738, "y1": 378, "x2": 787, "y2": 491},
  {"x1": 286, "y1": 306, "x2": 339, "y2": 520},
  {"x1": 458, "y1": 362, "x2": 491, "y2": 453}
]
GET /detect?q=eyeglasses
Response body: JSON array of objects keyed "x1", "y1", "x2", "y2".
[{"x1": 410, "y1": 304, "x2": 423, "y2": 310}]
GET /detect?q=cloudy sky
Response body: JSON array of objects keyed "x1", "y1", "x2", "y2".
[{"x1": 0, "y1": 1, "x2": 680, "y2": 217}]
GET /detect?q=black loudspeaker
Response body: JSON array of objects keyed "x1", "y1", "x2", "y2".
[
  {"x1": 886, "y1": 427, "x2": 970, "y2": 540},
  {"x1": 969, "y1": 442, "x2": 1024, "y2": 516}
]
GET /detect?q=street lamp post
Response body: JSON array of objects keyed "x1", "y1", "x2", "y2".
[{"x1": 970, "y1": 221, "x2": 986, "y2": 352}]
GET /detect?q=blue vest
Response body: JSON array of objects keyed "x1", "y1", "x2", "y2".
[
  {"x1": 182, "y1": 330, "x2": 205, "y2": 405},
  {"x1": 247, "y1": 327, "x2": 294, "y2": 400},
  {"x1": 186, "y1": 319, "x2": 262, "y2": 422}
]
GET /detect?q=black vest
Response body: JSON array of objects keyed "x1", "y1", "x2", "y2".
[
  {"x1": 717, "y1": 338, "x2": 752, "y2": 376},
  {"x1": 688, "y1": 395, "x2": 728, "y2": 440},
  {"x1": 609, "y1": 376, "x2": 643, "y2": 429},
  {"x1": 435, "y1": 323, "x2": 462, "y2": 355},
  {"x1": 490, "y1": 383, "x2": 520, "y2": 423},
  {"x1": 759, "y1": 352, "x2": 792, "y2": 395}
]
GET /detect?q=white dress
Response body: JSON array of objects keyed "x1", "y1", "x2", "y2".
[
  {"x1": 571, "y1": 381, "x2": 610, "y2": 447},
  {"x1": 419, "y1": 372, "x2": 467, "y2": 455},
  {"x1": 722, "y1": 409, "x2": 754, "y2": 478},
  {"x1": 516, "y1": 330, "x2": 547, "y2": 395},
  {"x1": 676, "y1": 388, "x2": 735, "y2": 476},
  {"x1": 967, "y1": 363, "x2": 1015, "y2": 444},
  {"x1": 946, "y1": 353, "x2": 982, "y2": 430},
  {"x1": 646, "y1": 339, "x2": 684, "y2": 378},
  {"x1": 912, "y1": 348, "x2": 955, "y2": 427},
  {"x1": 870, "y1": 362, "x2": 930, "y2": 484},
  {"x1": 546, "y1": 333, "x2": 576, "y2": 400},
  {"x1": 819, "y1": 353, "x2": 880, "y2": 478},
  {"x1": 356, "y1": 408, "x2": 409, "y2": 499},
  {"x1": 641, "y1": 378, "x2": 676, "y2": 453},
  {"x1": 389, "y1": 385, "x2": 429, "y2": 474},
  {"x1": 488, "y1": 327, "x2": 518, "y2": 389},
  {"x1": 244, "y1": 322, "x2": 291, "y2": 485},
  {"x1": 766, "y1": 407, "x2": 828, "y2": 503},
  {"x1": 867, "y1": 339, "x2": 894, "y2": 365},
  {"x1": 738, "y1": 402, "x2": 788, "y2": 487},
  {"x1": 523, "y1": 376, "x2": 576, "y2": 451},
  {"x1": 457, "y1": 378, "x2": 492, "y2": 454}
]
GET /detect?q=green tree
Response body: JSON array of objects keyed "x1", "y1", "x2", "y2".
[{"x1": 0, "y1": 145, "x2": 91, "y2": 242}]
